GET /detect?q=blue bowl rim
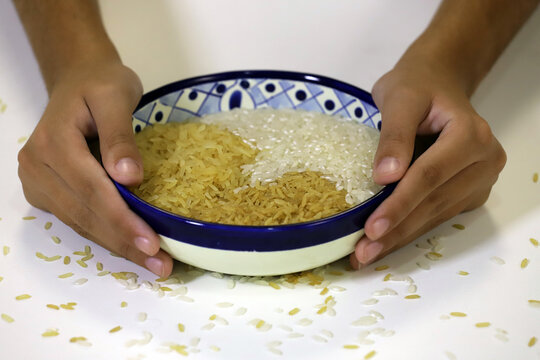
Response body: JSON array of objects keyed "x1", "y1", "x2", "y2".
[{"x1": 114, "y1": 70, "x2": 393, "y2": 250}]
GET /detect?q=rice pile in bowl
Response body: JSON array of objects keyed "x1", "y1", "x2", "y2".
[{"x1": 131, "y1": 108, "x2": 381, "y2": 226}]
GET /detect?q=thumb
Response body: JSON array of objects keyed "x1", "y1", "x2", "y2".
[
  {"x1": 88, "y1": 92, "x2": 143, "y2": 187},
  {"x1": 372, "y1": 88, "x2": 431, "y2": 185}
]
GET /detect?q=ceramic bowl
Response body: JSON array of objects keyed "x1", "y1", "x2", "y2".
[{"x1": 115, "y1": 70, "x2": 393, "y2": 276}]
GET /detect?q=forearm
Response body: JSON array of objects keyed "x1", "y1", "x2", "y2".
[
  {"x1": 13, "y1": 0, "x2": 120, "y2": 94},
  {"x1": 398, "y1": 0, "x2": 539, "y2": 96}
]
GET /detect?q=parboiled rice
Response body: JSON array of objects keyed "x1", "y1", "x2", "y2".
[{"x1": 132, "y1": 108, "x2": 380, "y2": 225}]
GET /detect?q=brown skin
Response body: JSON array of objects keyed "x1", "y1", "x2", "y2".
[
  {"x1": 14, "y1": 0, "x2": 538, "y2": 274},
  {"x1": 351, "y1": 0, "x2": 539, "y2": 268},
  {"x1": 14, "y1": 0, "x2": 173, "y2": 277}
]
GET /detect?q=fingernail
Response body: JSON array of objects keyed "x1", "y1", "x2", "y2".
[
  {"x1": 115, "y1": 157, "x2": 139, "y2": 176},
  {"x1": 376, "y1": 157, "x2": 400, "y2": 175},
  {"x1": 371, "y1": 218, "x2": 389, "y2": 239},
  {"x1": 349, "y1": 253, "x2": 360, "y2": 270},
  {"x1": 363, "y1": 241, "x2": 384, "y2": 264},
  {"x1": 145, "y1": 256, "x2": 164, "y2": 276},
  {"x1": 135, "y1": 236, "x2": 155, "y2": 256}
]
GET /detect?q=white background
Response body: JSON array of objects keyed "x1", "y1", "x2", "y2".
[{"x1": 0, "y1": 1, "x2": 539, "y2": 359}]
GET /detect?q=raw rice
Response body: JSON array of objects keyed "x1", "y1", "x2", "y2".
[
  {"x1": 529, "y1": 337, "x2": 537, "y2": 347},
  {"x1": 44, "y1": 222, "x2": 53, "y2": 230},
  {"x1": 365, "y1": 350, "x2": 377, "y2": 359},
  {"x1": 475, "y1": 322, "x2": 491, "y2": 328},
  {"x1": 42, "y1": 328, "x2": 59, "y2": 337},
  {"x1": 490, "y1": 256, "x2": 505, "y2": 265},
  {"x1": 131, "y1": 109, "x2": 381, "y2": 225},
  {"x1": 109, "y1": 326, "x2": 122, "y2": 333},
  {"x1": 15, "y1": 294, "x2": 31, "y2": 300},
  {"x1": 450, "y1": 312, "x2": 467, "y2": 317},
  {"x1": 404, "y1": 295, "x2": 421, "y2": 299},
  {"x1": 452, "y1": 224, "x2": 465, "y2": 230},
  {"x1": 531, "y1": 238, "x2": 539, "y2": 247},
  {"x1": 521, "y1": 258, "x2": 530, "y2": 269}
]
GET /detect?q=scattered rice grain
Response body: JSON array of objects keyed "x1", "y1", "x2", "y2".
[
  {"x1": 58, "y1": 272, "x2": 74, "y2": 279},
  {"x1": 15, "y1": 294, "x2": 31, "y2": 300},
  {"x1": 365, "y1": 350, "x2": 377, "y2": 359},
  {"x1": 490, "y1": 256, "x2": 505, "y2": 265},
  {"x1": 3, "y1": 246, "x2": 10, "y2": 256},
  {"x1": 44, "y1": 222, "x2": 53, "y2": 230},
  {"x1": 46, "y1": 304, "x2": 60, "y2": 310},
  {"x1": 475, "y1": 322, "x2": 491, "y2": 328},
  {"x1": 109, "y1": 326, "x2": 122, "y2": 333},
  {"x1": 374, "y1": 265, "x2": 389, "y2": 271},
  {"x1": 1, "y1": 314, "x2": 14, "y2": 323},
  {"x1": 521, "y1": 258, "x2": 530, "y2": 269},
  {"x1": 529, "y1": 336, "x2": 537, "y2": 347},
  {"x1": 405, "y1": 294, "x2": 421, "y2": 299},
  {"x1": 352, "y1": 316, "x2": 378, "y2": 326},
  {"x1": 64, "y1": 256, "x2": 71, "y2": 265},
  {"x1": 344, "y1": 344, "x2": 359, "y2": 349},
  {"x1": 22, "y1": 216, "x2": 36, "y2": 220},
  {"x1": 73, "y1": 278, "x2": 88, "y2": 285},
  {"x1": 450, "y1": 312, "x2": 467, "y2": 317},
  {"x1": 452, "y1": 224, "x2": 465, "y2": 230},
  {"x1": 42, "y1": 328, "x2": 59, "y2": 337},
  {"x1": 530, "y1": 238, "x2": 539, "y2": 247},
  {"x1": 362, "y1": 298, "x2": 379, "y2": 305}
]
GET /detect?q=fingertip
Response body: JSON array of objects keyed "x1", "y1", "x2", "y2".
[
  {"x1": 110, "y1": 157, "x2": 143, "y2": 186},
  {"x1": 373, "y1": 157, "x2": 404, "y2": 184},
  {"x1": 349, "y1": 252, "x2": 360, "y2": 270},
  {"x1": 354, "y1": 237, "x2": 384, "y2": 265},
  {"x1": 134, "y1": 236, "x2": 160, "y2": 256},
  {"x1": 145, "y1": 252, "x2": 173, "y2": 277}
]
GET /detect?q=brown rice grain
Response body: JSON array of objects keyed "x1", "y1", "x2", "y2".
[
  {"x1": 475, "y1": 322, "x2": 491, "y2": 328},
  {"x1": 109, "y1": 326, "x2": 122, "y2": 333},
  {"x1": 1, "y1": 314, "x2": 14, "y2": 323},
  {"x1": 365, "y1": 350, "x2": 376, "y2": 359}
]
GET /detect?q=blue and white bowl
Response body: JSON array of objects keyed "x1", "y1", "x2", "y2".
[{"x1": 115, "y1": 70, "x2": 393, "y2": 276}]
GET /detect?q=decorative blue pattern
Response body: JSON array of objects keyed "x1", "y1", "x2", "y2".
[
  {"x1": 118, "y1": 70, "x2": 391, "y2": 252},
  {"x1": 133, "y1": 73, "x2": 381, "y2": 133}
]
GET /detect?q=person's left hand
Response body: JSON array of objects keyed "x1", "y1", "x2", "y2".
[{"x1": 349, "y1": 61, "x2": 507, "y2": 269}]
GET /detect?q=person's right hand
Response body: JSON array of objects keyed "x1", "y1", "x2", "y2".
[{"x1": 18, "y1": 60, "x2": 173, "y2": 277}]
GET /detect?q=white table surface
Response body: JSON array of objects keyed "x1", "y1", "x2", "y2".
[{"x1": 1, "y1": 1, "x2": 539, "y2": 359}]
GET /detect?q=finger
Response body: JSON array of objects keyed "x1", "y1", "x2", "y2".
[
  {"x1": 85, "y1": 87, "x2": 143, "y2": 186},
  {"x1": 372, "y1": 88, "x2": 432, "y2": 185},
  {"x1": 21, "y1": 161, "x2": 173, "y2": 277},
  {"x1": 355, "y1": 160, "x2": 496, "y2": 265},
  {"x1": 39, "y1": 132, "x2": 161, "y2": 257},
  {"x1": 364, "y1": 122, "x2": 479, "y2": 240}
]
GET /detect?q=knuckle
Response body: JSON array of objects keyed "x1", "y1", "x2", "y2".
[
  {"x1": 420, "y1": 163, "x2": 441, "y2": 188},
  {"x1": 472, "y1": 117, "x2": 494, "y2": 147},
  {"x1": 494, "y1": 144, "x2": 507, "y2": 173}
]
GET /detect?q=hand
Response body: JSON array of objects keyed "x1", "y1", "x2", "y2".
[
  {"x1": 350, "y1": 62, "x2": 507, "y2": 268},
  {"x1": 17, "y1": 60, "x2": 173, "y2": 277}
]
